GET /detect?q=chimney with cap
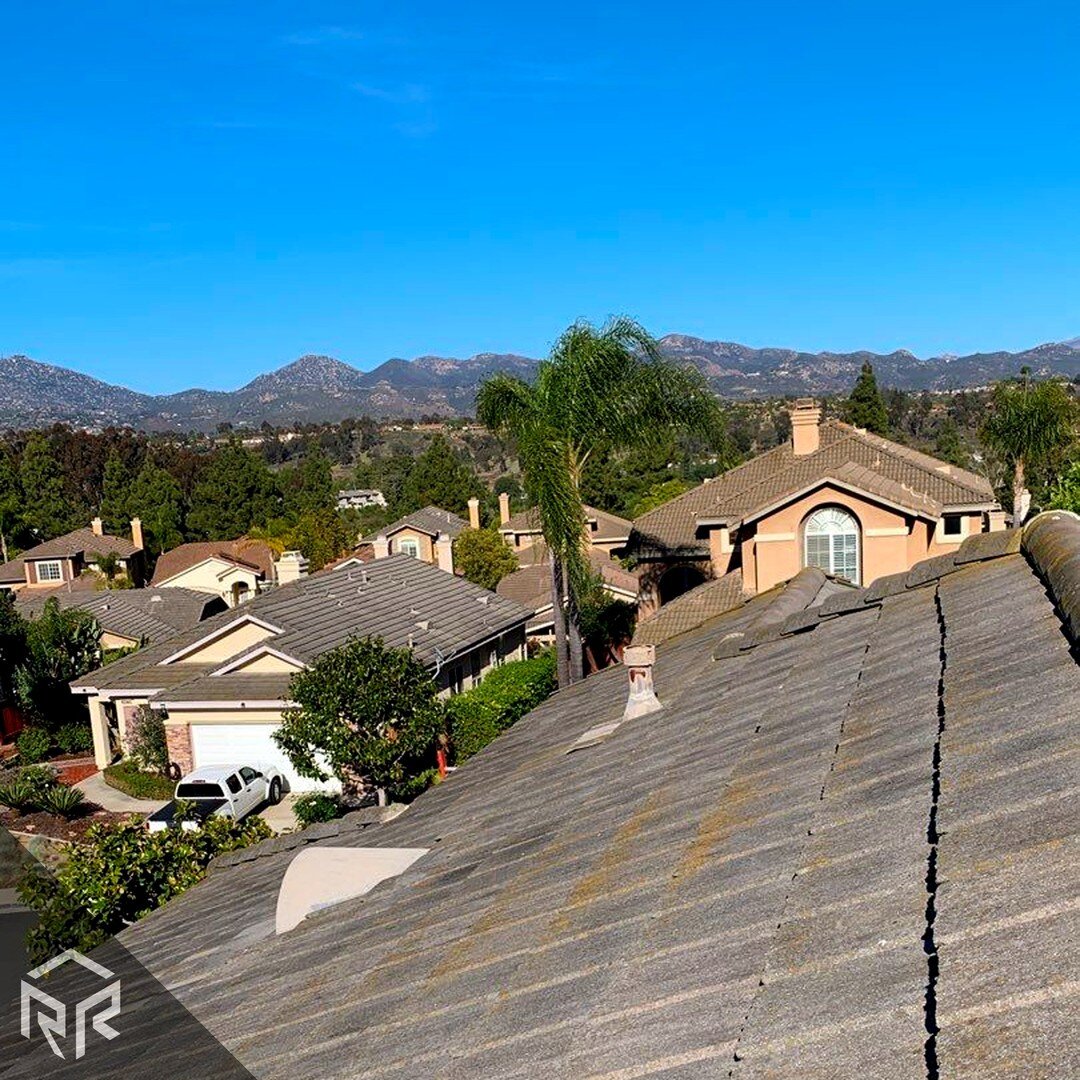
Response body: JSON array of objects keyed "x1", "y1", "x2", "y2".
[
  {"x1": 498, "y1": 492, "x2": 511, "y2": 525},
  {"x1": 275, "y1": 550, "x2": 309, "y2": 584},
  {"x1": 467, "y1": 497, "x2": 481, "y2": 530},
  {"x1": 790, "y1": 399, "x2": 822, "y2": 456},
  {"x1": 622, "y1": 644, "x2": 662, "y2": 720},
  {"x1": 91, "y1": 517, "x2": 104, "y2": 537},
  {"x1": 130, "y1": 517, "x2": 144, "y2": 550}
]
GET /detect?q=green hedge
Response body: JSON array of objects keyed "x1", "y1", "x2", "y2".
[
  {"x1": 447, "y1": 652, "x2": 556, "y2": 762},
  {"x1": 102, "y1": 759, "x2": 176, "y2": 800}
]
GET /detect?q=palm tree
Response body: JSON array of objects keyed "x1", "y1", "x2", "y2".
[
  {"x1": 477, "y1": 317, "x2": 720, "y2": 687},
  {"x1": 980, "y1": 372, "x2": 1078, "y2": 525}
]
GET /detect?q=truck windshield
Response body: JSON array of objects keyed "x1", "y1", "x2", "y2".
[{"x1": 176, "y1": 781, "x2": 225, "y2": 799}]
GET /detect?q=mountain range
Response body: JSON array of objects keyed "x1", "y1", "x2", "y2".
[{"x1": 1, "y1": 336, "x2": 1077, "y2": 432}]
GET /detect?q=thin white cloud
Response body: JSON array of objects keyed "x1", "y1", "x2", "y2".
[{"x1": 282, "y1": 25, "x2": 365, "y2": 46}]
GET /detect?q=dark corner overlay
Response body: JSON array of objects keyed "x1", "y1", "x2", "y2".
[{"x1": 0, "y1": 820, "x2": 256, "y2": 1079}]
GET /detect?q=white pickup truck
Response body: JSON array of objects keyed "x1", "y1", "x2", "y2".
[{"x1": 146, "y1": 764, "x2": 284, "y2": 832}]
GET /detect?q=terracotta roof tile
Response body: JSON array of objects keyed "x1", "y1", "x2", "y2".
[{"x1": 150, "y1": 538, "x2": 276, "y2": 585}]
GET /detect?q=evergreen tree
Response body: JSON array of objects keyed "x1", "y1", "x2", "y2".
[
  {"x1": 399, "y1": 435, "x2": 484, "y2": 515},
  {"x1": 843, "y1": 362, "x2": 890, "y2": 435},
  {"x1": 284, "y1": 448, "x2": 336, "y2": 517},
  {"x1": 187, "y1": 443, "x2": 281, "y2": 540},
  {"x1": 128, "y1": 458, "x2": 186, "y2": 553},
  {"x1": 19, "y1": 435, "x2": 69, "y2": 540},
  {"x1": 288, "y1": 508, "x2": 354, "y2": 570},
  {"x1": 453, "y1": 528, "x2": 519, "y2": 590},
  {"x1": 99, "y1": 451, "x2": 132, "y2": 535},
  {"x1": 0, "y1": 451, "x2": 23, "y2": 563}
]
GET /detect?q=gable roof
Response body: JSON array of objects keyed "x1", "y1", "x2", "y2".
[
  {"x1": 631, "y1": 567, "x2": 749, "y2": 645},
  {"x1": 631, "y1": 419, "x2": 998, "y2": 556},
  {"x1": 15, "y1": 586, "x2": 225, "y2": 645},
  {"x1": 378, "y1": 505, "x2": 469, "y2": 539},
  {"x1": 48, "y1": 514, "x2": 1079, "y2": 1079},
  {"x1": 0, "y1": 526, "x2": 139, "y2": 583},
  {"x1": 74, "y1": 553, "x2": 531, "y2": 702},
  {"x1": 150, "y1": 538, "x2": 276, "y2": 586},
  {"x1": 501, "y1": 504, "x2": 633, "y2": 544}
]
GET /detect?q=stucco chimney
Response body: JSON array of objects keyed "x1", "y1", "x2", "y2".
[
  {"x1": 372, "y1": 536, "x2": 391, "y2": 560},
  {"x1": 467, "y1": 497, "x2": 481, "y2": 530},
  {"x1": 275, "y1": 550, "x2": 309, "y2": 584},
  {"x1": 790, "y1": 399, "x2": 822, "y2": 456},
  {"x1": 498, "y1": 491, "x2": 511, "y2": 525},
  {"x1": 91, "y1": 517, "x2": 104, "y2": 537},
  {"x1": 130, "y1": 517, "x2": 144, "y2": 550},
  {"x1": 435, "y1": 533, "x2": 454, "y2": 574},
  {"x1": 622, "y1": 644, "x2": 662, "y2": 720}
]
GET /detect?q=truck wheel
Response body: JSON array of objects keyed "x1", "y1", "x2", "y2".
[{"x1": 269, "y1": 778, "x2": 283, "y2": 805}]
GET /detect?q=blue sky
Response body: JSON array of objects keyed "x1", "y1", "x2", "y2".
[{"x1": 3, "y1": 1, "x2": 1080, "y2": 393}]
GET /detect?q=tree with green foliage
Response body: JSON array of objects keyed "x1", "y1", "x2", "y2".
[
  {"x1": 14, "y1": 599, "x2": 101, "y2": 730},
  {"x1": 477, "y1": 317, "x2": 719, "y2": 687},
  {"x1": 284, "y1": 447, "x2": 336, "y2": 517},
  {"x1": 187, "y1": 442, "x2": 281, "y2": 540},
  {"x1": 399, "y1": 435, "x2": 484, "y2": 515},
  {"x1": 19, "y1": 435, "x2": 69, "y2": 540},
  {"x1": 19, "y1": 814, "x2": 271, "y2": 964},
  {"x1": 631, "y1": 478, "x2": 694, "y2": 517},
  {"x1": 127, "y1": 458, "x2": 186, "y2": 553},
  {"x1": 454, "y1": 528, "x2": 519, "y2": 590},
  {"x1": 0, "y1": 592, "x2": 28, "y2": 703},
  {"x1": 0, "y1": 450, "x2": 22, "y2": 562},
  {"x1": 577, "y1": 574, "x2": 638, "y2": 670},
  {"x1": 274, "y1": 637, "x2": 444, "y2": 804},
  {"x1": 1044, "y1": 458, "x2": 1080, "y2": 514},
  {"x1": 843, "y1": 361, "x2": 890, "y2": 435},
  {"x1": 980, "y1": 374, "x2": 1078, "y2": 523},
  {"x1": 99, "y1": 451, "x2": 132, "y2": 536},
  {"x1": 288, "y1": 508, "x2": 355, "y2": 570}
]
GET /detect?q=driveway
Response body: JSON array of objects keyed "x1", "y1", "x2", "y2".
[{"x1": 258, "y1": 794, "x2": 299, "y2": 834}]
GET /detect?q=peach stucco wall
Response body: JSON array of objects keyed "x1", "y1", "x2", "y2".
[
  {"x1": 725, "y1": 485, "x2": 985, "y2": 594},
  {"x1": 390, "y1": 528, "x2": 435, "y2": 562}
]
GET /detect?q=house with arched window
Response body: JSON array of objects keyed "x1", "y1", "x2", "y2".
[{"x1": 629, "y1": 400, "x2": 1004, "y2": 617}]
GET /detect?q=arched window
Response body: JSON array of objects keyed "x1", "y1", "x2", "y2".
[
  {"x1": 803, "y1": 506, "x2": 860, "y2": 584},
  {"x1": 657, "y1": 564, "x2": 707, "y2": 606}
]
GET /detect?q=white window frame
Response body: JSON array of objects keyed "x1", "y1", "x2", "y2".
[
  {"x1": 803, "y1": 506, "x2": 861, "y2": 585},
  {"x1": 396, "y1": 538, "x2": 420, "y2": 558},
  {"x1": 35, "y1": 559, "x2": 63, "y2": 582}
]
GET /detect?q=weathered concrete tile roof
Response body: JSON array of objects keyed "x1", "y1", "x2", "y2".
[
  {"x1": 74, "y1": 554, "x2": 530, "y2": 698},
  {"x1": 19, "y1": 514, "x2": 1077, "y2": 1080},
  {"x1": 631, "y1": 419, "x2": 998, "y2": 556},
  {"x1": 378, "y1": 505, "x2": 469, "y2": 538},
  {"x1": 15, "y1": 585, "x2": 224, "y2": 644},
  {"x1": 631, "y1": 568, "x2": 748, "y2": 645}
]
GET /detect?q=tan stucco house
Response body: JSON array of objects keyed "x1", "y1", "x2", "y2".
[
  {"x1": 0, "y1": 517, "x2": 145, "y2": 592},
  {"x1": 629, "y1": 400, "x2": 1003, "y2": 614},
  {"x1": 150, "y1": 538, "x2": 281, "y2": 607},
  {"x1": 497, "y1": 494, "x2": 632, "y2": 559},
  {"x1": 369, "y1": 505, "x2": 470, "y2": 573},
  {"x1": 73, "y1": 554, "x2": 530, "y2": 789}
]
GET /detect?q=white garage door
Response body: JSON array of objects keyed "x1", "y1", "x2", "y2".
[{"x1": 189, "y1": 724, "x2": 337, "y2": 794}]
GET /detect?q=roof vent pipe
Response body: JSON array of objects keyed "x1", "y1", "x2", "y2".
[{"x1": 622, "y1": 644, "x2": 662, "y2": 720}]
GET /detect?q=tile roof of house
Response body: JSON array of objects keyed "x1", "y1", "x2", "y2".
[
  {"x1": 377, "y1": 505, "x2": 470, "y2": 539},
  {"x1": 501, "y1": 504, "x2": 633, "y2": 544},
  {"x1": 150, "y1": 538, "x2": 276, "y2": 585},
  {"x1": 631, "y1": 419, "x2": 999, "y2": 556},
  {"x1": 497, "y1": 550, "x2": 641, "y2": 630},
  {"x1": 631, "y1": 568, "x2": 748, "y2": 645},
  {"x1": 74, "y1": 554, "x2": 531, "y2": 702},
  {"x1": 15, "y1": 586, "x2": 225, "y2": 645},
  {"x1": 31, "y1": 513, "x2": 1077, "y2": 1079},
  {"x1": 0, "y1": 526, "x2": 140, "y2": 583}
]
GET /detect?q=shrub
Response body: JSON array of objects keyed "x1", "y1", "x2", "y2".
[
  {"x1": 38, "y1": 784, "x2": 86, "y2": 819},
  {"x1": 16, "y1": 764, "x2": 60, "y2": 804},
  {"x1": 16, "y1": 727, "x2": 52, "y2": 764},
  {"x1": 102, "y1": 759, "x2": 175, "y2": 801},
  {"x1": 446, "y1": 652, "x2": 556, "y2": 762},
  {"x1": 0, "y1": 777, "x2": 37, "y2": 813},
  {"x1": 56, "y1": 721, "x2": 94, "y2": 754},
  {"x1": 20, "y1": 813, "x2": 272, "y2": 964},
  {"x1": 126, "y1": 705, "x2": 169, "y2": 773},
  {"x1": 293, "y1": 792, "x2": 341, "y2": 827}
]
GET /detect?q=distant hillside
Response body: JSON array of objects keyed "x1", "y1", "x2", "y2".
[{"x1": 0, "y1": 337, "x2": 1077, "y2": 431}]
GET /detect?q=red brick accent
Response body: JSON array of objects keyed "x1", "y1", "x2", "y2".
[{"x1": 165, "y1": 723, "x2": 193, "y2": 776}]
